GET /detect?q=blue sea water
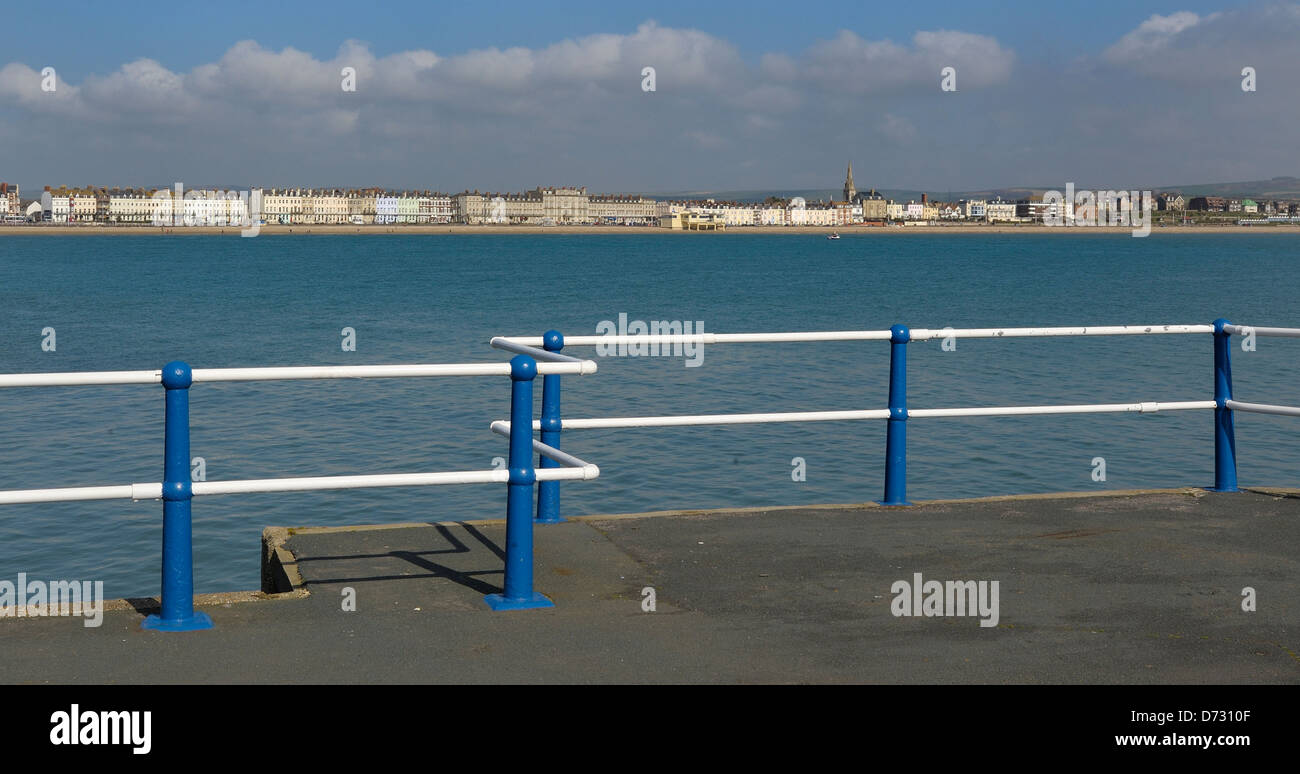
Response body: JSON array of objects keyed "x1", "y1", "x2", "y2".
[{"x1": 0, "y1": 232, "x2": 1297, "y2": 598}]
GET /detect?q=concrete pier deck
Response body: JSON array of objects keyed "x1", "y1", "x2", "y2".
[{"x1": 2, "y1": 488, "x2": 1298, "y2": 683}]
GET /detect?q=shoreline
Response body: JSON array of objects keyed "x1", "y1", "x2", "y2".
[{"x1": 0, "y1": 224, "x2": 1294, "y2": 236}]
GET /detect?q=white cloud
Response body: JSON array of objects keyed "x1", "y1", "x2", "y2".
[
  {"x1": 1103, "y1": 11, "x2": 1211, "y2": 62},
  {"x1": 767, "y1": 29, "x2": 1015, "y2": 92}
]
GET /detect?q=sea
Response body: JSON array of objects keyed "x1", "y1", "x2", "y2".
[{"x1": 1, "y1": 232, "x2": 1297, "y2": 598}]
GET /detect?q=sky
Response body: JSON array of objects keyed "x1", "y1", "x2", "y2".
[{"x1": 0, "y1": 0, "x2": 1295, "y2": 195}]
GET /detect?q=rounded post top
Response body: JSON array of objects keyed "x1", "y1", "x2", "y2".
[
  {"x1": 509, "y1": 354, "x2": 538, "y2": 381},
  {"x1": 1213, "y1": 318, "x2": 1232, "y2": 334},
  {"x1": 542, "y1": 329, "x2": 564, "y2": 352},
  {"x1": 161, "y1": 361, "x2": 193, "y2": 389},
  {"x1": 889, "y1": 324, "x2": 911, "y2": 343}
]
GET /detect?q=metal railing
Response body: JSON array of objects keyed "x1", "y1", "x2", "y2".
[
  {"x1": 5, "y1": 318, "x2": 1296, "y2": 627},
  {"x1": 494, "y1": 319, "x2": 1298, "y2": 515},
  {"x1": 0, "y1": 347, "x2": 599, "y2": 630}
]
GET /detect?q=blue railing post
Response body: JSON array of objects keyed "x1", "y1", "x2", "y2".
[
  {"x1": 1210, "y1": 318, "x2": 1239, "y2": 492},
  {"x1": 142, "y1": 361, "x2": 213, "y2": 631},
  {"x1": 879, "y1": 324, "x2": 912, "y2": 506},
  {"x1": 485, "y1": 354, "x2": 554, "y2": 611},
  {"x1": 536, "y1": 329, "x2": 565, "y2": 523}
]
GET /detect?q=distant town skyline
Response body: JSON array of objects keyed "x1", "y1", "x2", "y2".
[{"x1": 2, "y1": 1, "x2": 1297, "y2": 194}]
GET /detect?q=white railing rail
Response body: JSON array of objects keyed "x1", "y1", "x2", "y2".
[
  {"x1": 0, "y1": 351, "x2": 600, "y2": 628},
  {"x1": 495, "y1": 319, "x2": 1298, "y2": 517}
]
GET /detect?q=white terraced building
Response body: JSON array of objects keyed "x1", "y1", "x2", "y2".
[
  {"x1": 144, "y1": 189, "x2": 249, "y2": 226},
  {"x1": 375, "y1": 192, "x2": 399, "y2": 224},
  {"x1": 262, "y1": 189, "x2": 304, "y2": 225},
  {"x1": 40, "y1": 189, "x2": 71, "y2": 222},
  {"x1": 588, "y1": 194, "x2": 659, "y2": 224},
  {"x1": 348, "y1": 191, "x2": 378, "y2": 224},
  {"x1": 303, "y1": 190, "x2": 349, "y2": 224},
  {"x1": 106, "y1": 190, "x2": 163, "y2": 223},
  {"x1": 417, "y1": 193, "x2": 453, "y2": 223}
]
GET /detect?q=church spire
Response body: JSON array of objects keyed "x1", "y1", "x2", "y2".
[{"x1": 843, "y1": 161, "x2": 856, "y2": 202}]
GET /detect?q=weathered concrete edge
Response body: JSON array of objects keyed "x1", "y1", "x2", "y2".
[
  {"x1": 570, "y1": 485, "x2": 1300, "y2": 523},
  {"x1": 53, "y1": 485, "x2": 1300, "y2": 614}
]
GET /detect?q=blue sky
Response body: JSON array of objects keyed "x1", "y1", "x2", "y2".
[
  {"x1": 1, "y1": 1, "x2": 1294, "y2": 194},
  {"x1": 8, "y1": 0, "x2": 1245, "y2": 80}
]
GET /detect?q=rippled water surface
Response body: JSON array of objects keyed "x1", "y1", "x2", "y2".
[{"x1": 1, "y1": 232, "x2": 1297, "y2": 597}]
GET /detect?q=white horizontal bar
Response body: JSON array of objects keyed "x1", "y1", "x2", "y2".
[
  {"x1": 0, "y1": 482, "x2": 161, "y2": 505},
  {"x1": 0, "y1": 361, "x2": 595, "y2": 389},
  {"x1": 501, "y1": 324, "x2": 1212, "y2": 348},
  {"x1": 909, "y1": 401, "x2": 1215, "y2": 418},
  {"x1": 488, "y1": 421, "x2": 601, "y2": 479},
  {"x1": 544, "y1": 409, "x2": 891, "y2": 430},
  {"x1": 0, "y1": 461, "x2": 600, "y2": 504},
  {"x1": 193, "y1": 361, "x2": 592, "y2": 381},
  {"x1": 1222, "y1": 324, "x2": 1300, "y2": 338},
  {"x1": 536, "y1": 467, "x2": 601, "y2": 482},
  {"x1": 501, "y1": 331, "x2": 888, "y2": 346},
  {"x1": 192, "y1": 469, "x2": 507, "y2": 495},
  {"x1": 908, "y1": 325, "x2": 1213, "y2": 340},
  {"x1": 0, "y1": 370, "x2": 161, "y2": 388},
  {"x1": 547, "y1": 401, "x2": 1215, "y2": 430},
  {"x1": 1226, "y1": 399, "x2": 1300, "y2": 417}
]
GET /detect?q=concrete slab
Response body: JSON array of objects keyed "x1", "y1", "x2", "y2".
[{"x1": 1, "y1": 489, "x2": 1297, "y2": 683}]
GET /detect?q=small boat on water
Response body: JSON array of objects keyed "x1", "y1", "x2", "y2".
[{"x1": 827, "y1": 232, "x2": 840, "y2": 240}]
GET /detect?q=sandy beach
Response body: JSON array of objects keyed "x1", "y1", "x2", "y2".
[{"x1": 0, "y1": 223, "x2": 1293, "y2": 236}]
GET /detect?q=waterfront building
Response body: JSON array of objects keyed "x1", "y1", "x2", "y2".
[
  {"x1": 961, "y1": 200, "x2": 987, "y2": 219},
  {"x1": 658, "y1": 211, "x2": 725, "y2": 230},
  {"x1": 375, "y1": 192, "x2": 400, "y2": 224},
  {"x1": 1, "y1": 183, "x2": 19, "y2": 216},
  {"x1": 69, "y1": 190, "x2": 97, "y2": 222},
  {"x1": 107, "y1": 189, "x2": 162, "y2": 223},
  {"x1": 453, "y1": 192, "x2": 485, "y2": 224},
  {"x1": 347, "y1": 190, "x2": 378, "y2": 224},
  {"x1": 588, "y1": 194, "x2": 659, "y2": 225},
  {"x1": 1188, "y1": 196, "x2": 1227, "y2": 212},
  {"x1": 1242, "y1": 199, "x2": 1258, "y2": 214},
  {"x1": 756, "y1": 204, "x2": 787, "y2": 225},
  {"x1": 40, "y1": 187, "x2": 71, "y2": 223},
  {"x1": 417, "y1": 192, "x2": 453, "y2": 224},
  {"x1": 395, "y1": 192, "x2": 421, "y2": 224},
  {"x1": 263, "y1": 189, "x2": 304, "y2": 224},
  {"x1": 530, "y1": 186, "x2": 590, "y2": 224},
  {"x1": 303, "y1": 189, "x2": 349, "y2": 224},
  {"x1": 1157, "y1": 193, "x2": 1185, "y2": 211},
  {"x1": 859, "y1": 190, "x2": 887, "y2": 220},
  {"x1": 985, "y1": 199, "x2": 1017, "y2": 222}
]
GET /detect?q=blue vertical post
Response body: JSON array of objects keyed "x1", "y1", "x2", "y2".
[
  {"x1": 536, "y1": 329, "x2": 565, "y2": 523},
  {"x1": 485, "y1": 354, "x2": 554, "y2": 611},
  {"x1": 1210, "y1": 318, "x2": 1239, "y2": 492},
  {"x1": 879, "y1": 325, "x2": 912, "y2": 506},
  {"x1": 142, "y1": 361, "x2": 213, "y2": 631}
]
